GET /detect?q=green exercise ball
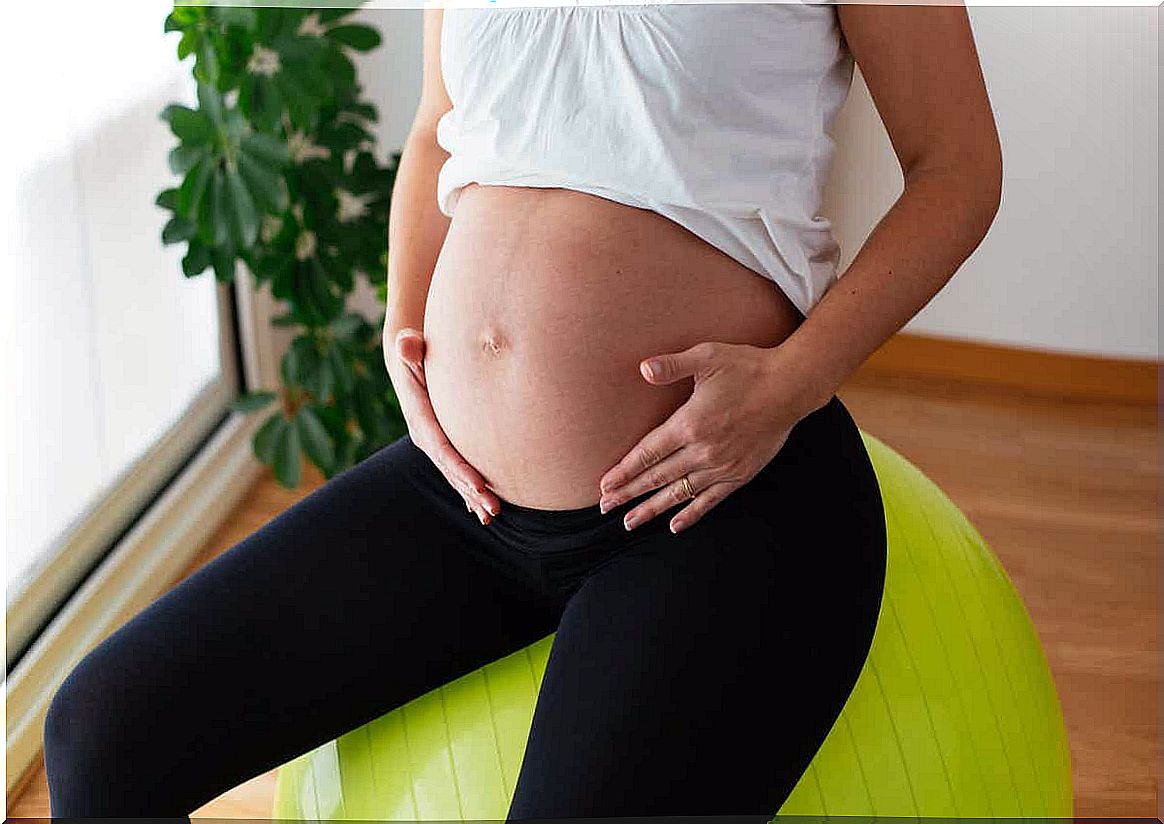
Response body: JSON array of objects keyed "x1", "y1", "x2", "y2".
[{"x1": 272, "y1": 432, "x2": 1073, "y2": 818}]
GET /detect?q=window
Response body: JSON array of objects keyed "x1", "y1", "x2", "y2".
[{"x1": 5, "y1": 1, "x2": 240, "y2": 669}]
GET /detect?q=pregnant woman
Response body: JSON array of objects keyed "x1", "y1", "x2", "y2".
[{"x1": 44, "y1": 1, "x2": 1001, "y2": 817}]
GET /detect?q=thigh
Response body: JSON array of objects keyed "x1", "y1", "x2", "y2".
[
  {"x1": 508, "y1": 396, "x2": 887, "y2": 819},
  {"x1": 45, "y1": 435, "x2": 559, "y2": 815}
]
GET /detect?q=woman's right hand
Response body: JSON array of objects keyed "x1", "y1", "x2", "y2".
[{"x1": 389, "y1": 327, "x2": 501, "y2": 525}]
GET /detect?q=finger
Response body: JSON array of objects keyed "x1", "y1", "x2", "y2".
[
  {"x1": 434, "y1": 446, "x2": 498, "y2": 520},
  {"x1": 599, "y1": 412, "x2": 689, "y2": 495},
  {"x1": 621, "y1": 470, "x2": 718, "y2": 531},
  {"x1": 431, "y1": 434, "x2": 500, "y2": 518},
  {"x1": 598, "y1": 444, "x2": 702, "y2": 512},
  {"x1": 639, "y1": 342, "x2": 715, "y2": 386},
  {"x1": 439, "y1": 465, "x2": 490, "y2": 525},
  {"x1": 395, "y1": 328, "x2": 427, "y2": 387},
  {"x1": 668, "y1": 482, "x2": 734, "y2": 534},
  {"x1": 407, "y1": 388, "x2": 500, "y2": 521}
]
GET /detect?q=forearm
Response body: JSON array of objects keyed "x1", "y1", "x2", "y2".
[
  {"x1": 384, "y1": 126, "x2": 452, "y2": 346},
  {"x1": 774, "y1": 163, "x2": 1003, "y2": 414}
]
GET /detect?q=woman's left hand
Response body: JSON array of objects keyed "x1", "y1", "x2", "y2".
[{"x1": 597, "y1": 340, "x2": 826, "y2": 534}]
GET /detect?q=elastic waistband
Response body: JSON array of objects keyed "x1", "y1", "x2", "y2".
[
  {"x1": 487, "y1": 491, "x2": 654, "y2": 553},
  {"x1": 494, "y1": 493, "x2": 630, "y2": 532},
  {"x1": 398, "y1": 434, "x2": 656, "y2": 552}
]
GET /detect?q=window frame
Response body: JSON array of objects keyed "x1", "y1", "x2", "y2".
[{"x1": 5, "y1": 283, "x2": 241, "y2": 672}]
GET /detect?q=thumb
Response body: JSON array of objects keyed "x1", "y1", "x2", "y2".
[
  {"x1": 395, "y1": 328, "x2": 426, "y2": 367},
  {"x1": 640, "y1": 344, "x2": 710, "y2": 385}
]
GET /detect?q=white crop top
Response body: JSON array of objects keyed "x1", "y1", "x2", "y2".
[{"x1": 434, "y1": 0, "x2": 854, "y2": 317}]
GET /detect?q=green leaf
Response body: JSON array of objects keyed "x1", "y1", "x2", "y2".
[
  {"x1": 336, "y1": 432, "x2": 361, "y2": 473},
  {"x1": 210, "y1": 245, "x2": 237, "y2": 282},
  {"x1": 296, "y1": 337, "x2": 323, "y2": 382},
  {"x1": 319, "y1": 8, "x2": 356, "y2": 24},
  {"x1": 240, "y1": 132, "x2": 291, "y2": 168},
  {"x1": 329, "y1": 312, "x2": 364, "y2": 340},
  {"x1": 215, "y1": 6, "x2": 258, "y2": 30},
  {"x1": 327, "y1": 24, "x2": 381, "y2": 52},
  {"x1": 353, "y1": 379, "x2": 385, "y2": 444},
  {"x1": 177, "y1": 159, "x2": 213, "y2": 221},
  {"x1": 237, "y1": 152, "x2": 289, "y2": 213},
  {"x1": 168, "y1": 144, "x2": 207, "y2": 176},
  {"x1": 295, "y1": 406, "x2": 336, "y2": 473},
  {"x1": 162, "y1": 216, "x2": 197, "y2": 245},
  {"x1": 182, "y1": 241, "x2": 211, "y2": 277},
  {"x1": 274, "y1": 71, "x2": 324, "y2": 128},
  {"x1": 195, "y1": 38, "x2": 221, "y2": 86},
  {"x1": 343, "y1": 102, "x2": 378, "y2": 122},
  {"x1": 273, "y1": 418, "x2": 302, "y2": 487},
  {"x1": 166, "y1": 6, "x2": 202, "y2": 32},
  {"x1": 302, "y1": 346, "x2": 335, "y2": 401},
  {"x1": 231, "y1": 390, "x2": 277, "y2": 413},
  {"x1": 320, "y1": 49, "x2": 356, "y2": 96},
  {"x1": 160, "y1": 104, "x2": 214, "y2": 144},
  {"x1": 209, "y1": 169, "x2": 231, "y2": 245},
  {"x1": 176, "y1": 30, "x2": 199, "y2": 61},
  {"x1": 196, "y1": 81, "x2": 226, "y2": 127},
  {"x1": 224, "y1": 165, "x2": 259, "y2": 248},
  {"x1": 156, "y1": 188, "x2": 179, "y2": 211},
  {"x1": 253, "y1": 413, "x2": 286, "y2": 464},
  {"x1": 239, "y1": 75, "x2": 282, "y2": 131},
  {"x1": 224, "y1": 106, "x2": 248, "y2": 143},
  {"x1": 328, "y1": 345, "x2": 352, "y2": 394},
  {"x1": 306, "y1": 257, "x2": 341, "y2": 321},
  {"x1": 280, "y1": 339, "x2": 302, "y2": 386}
]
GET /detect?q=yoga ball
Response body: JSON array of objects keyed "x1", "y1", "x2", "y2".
[{"x1": 272, "y1": 432, "x2": 1073, "y2": 818}]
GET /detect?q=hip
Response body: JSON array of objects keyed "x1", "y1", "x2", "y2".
[{"x1": 399, "y1": 394, "x2": 887, "y2": 600}]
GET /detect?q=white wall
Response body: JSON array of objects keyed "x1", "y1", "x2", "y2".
[
  {"x1": 824, "y1": 4, "x2": 1158, "y2": 360},
  {"x1": 356, "y1": 9, "x2": 427, "y2": 155},
  {"x1": 356, "y1": 6, "x2": 1158, "y2": 361}
]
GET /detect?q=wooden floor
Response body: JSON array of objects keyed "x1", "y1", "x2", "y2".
[{"x1": 10, "y1": 367, "x2": 1158, "y2": 817}]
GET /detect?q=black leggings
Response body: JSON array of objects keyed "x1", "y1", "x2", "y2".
[{"x1": 43, "y1": 395, "x2": 887, "y2": 818}]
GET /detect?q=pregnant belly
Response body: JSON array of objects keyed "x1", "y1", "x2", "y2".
[{"x1": 422, "y1": 183, "x2": 803, "y2": 510}]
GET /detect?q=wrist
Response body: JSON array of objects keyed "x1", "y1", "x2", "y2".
[{"x1": 763, "y1": 334, "x2": 838, "y2": 420}]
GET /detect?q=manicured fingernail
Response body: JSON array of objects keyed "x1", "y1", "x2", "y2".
[
  {"x1": 478, "y1": 511, "x2": 489, "y2": 525},
  {"x1": 670, "y1": 518, "x2": 685, "y2": 534},
  {"x1": 641, "y1": 360, "x2": 661, "y2": 380},
  {"x1": 599, "y1": 498, "x2": 612, "y2": 514},
  {"x1": 623, "y1": 513, "x2": 638, "y2": 530},
  {"x1": 486, "y1": 502, "x2": 499, "y2": 516}
]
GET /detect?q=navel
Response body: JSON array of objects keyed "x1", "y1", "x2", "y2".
[{"x1": 480, "y1": 329, "x2": 507, "y2": 357}]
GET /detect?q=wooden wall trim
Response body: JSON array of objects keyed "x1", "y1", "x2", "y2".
[{"x1": 860, "y1": 332, "x2": 1158, "y2": 405}]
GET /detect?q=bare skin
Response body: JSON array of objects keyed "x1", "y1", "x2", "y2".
[
  {"x1": 420, "y1": 182, "x2": 800, "y2": 510},
  {"x1": 385, "y1": 2, "x2": 1002, "y2": 532}
]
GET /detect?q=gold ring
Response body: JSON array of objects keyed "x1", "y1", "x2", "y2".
[{"x1": 680, "y1": 474, "x2": 696, "y2": 500}]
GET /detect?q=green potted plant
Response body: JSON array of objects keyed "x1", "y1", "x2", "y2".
[{"x1": 158, "y1": 4, "x2": 405, "y2": 487}]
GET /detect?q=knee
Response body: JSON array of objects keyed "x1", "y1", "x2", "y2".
[
  {"x1": 44, "y1": 655, "x2": 103, "y2": 776},
  {"x1": 42, "y1": 649, "x2": 133, "y2": 811}
]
